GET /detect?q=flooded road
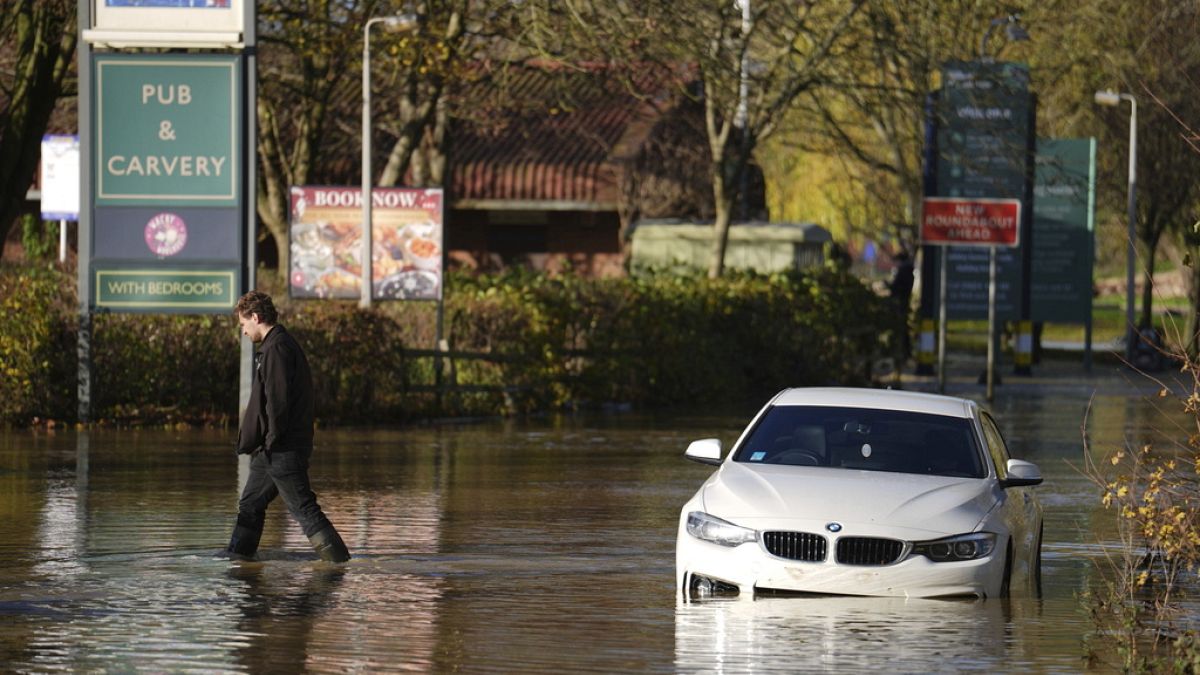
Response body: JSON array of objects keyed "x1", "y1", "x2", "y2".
[{"x1": 0, "y1": 387, "x2": 1184, "y2": 672}]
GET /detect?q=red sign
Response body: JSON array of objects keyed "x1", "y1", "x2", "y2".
[{"x1": 921, "y1": 197, "x2": 1021, "y2": 247}]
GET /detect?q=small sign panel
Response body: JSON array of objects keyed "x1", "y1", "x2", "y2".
[
  {"x1": 921, "y1": 197, "x2": 1021, "y2": 247},
  {"x1": 94, "y1": 268, "x2": 237, "y2": 310},
  {"x1": 92, "y1": 0, "x2": 243, "y2": 35},
  {"x1": 40, "y1": 135, "x2": 80, "y2": 220}
]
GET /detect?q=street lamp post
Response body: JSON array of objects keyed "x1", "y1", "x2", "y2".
[
  {"x1": 362, "y1": 14, "x2": 418, "y2": 309},
  {"x1": 1094, "y1": 89, "x2": 1137, "y2": 363}
]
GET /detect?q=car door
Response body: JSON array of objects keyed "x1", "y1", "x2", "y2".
[{"x1": 979, "y1": 412, "x2": 1038, "y2": 563}]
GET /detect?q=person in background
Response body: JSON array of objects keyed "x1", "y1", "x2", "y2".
[
  {"x1": 226, "y1": 290, "x2": 350, "y2": 563},
  {"x1": 888, "y1": 250, "x2": 915, "y2": 361}
]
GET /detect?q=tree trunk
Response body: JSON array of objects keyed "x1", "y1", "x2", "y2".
[
  {"x1": 1140, "y1": 230, "x2": 1162, "y2": 329},
  {"x1": 0, "y1": 0, "x2": 77, "y2": 249},
  {"x1": 705, "y1": 189, "x2": 734, "y2": 278},
  {"x1": 1189, "y1": 247, "x2": 1200, "y2": 360},
  {"x1": 429, "y1": 95, "x2": 448, "y2": 186},
  {"x1": 270, "y1": 227, "x2": 289, "y2": 285},
  {"x1": 254, "y1": 100, "x2": 292, "y2": 283}
]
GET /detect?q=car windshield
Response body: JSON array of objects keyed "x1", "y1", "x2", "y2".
[{"x1": 733, "y1": 405, "x2": 986, "y2": 478}]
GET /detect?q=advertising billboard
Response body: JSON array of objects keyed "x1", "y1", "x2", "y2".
[{"x1": 289, "y1": 186, "x2": 444, "y2": 301}]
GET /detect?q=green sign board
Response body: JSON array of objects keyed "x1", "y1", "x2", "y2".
[
  {"x1": 95, "y1": 269, "x2": 238, "y2": 311},
  {"x1": 932, "y1": 60, "x2": 1033, "y2": 320},
  {"x1": 89, "y1": 53, "x2": 245, "y2": 314},
  {"x1": 94, "y1": 54, "x2": 240, "y2": 206},
  {"x1": 1030, "y1": 138, "x2": 1096, "y2": 323}
]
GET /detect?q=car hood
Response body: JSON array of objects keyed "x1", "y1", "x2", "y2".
[{"x1": 701, "y1": 462, "x2": 997, "y2": 537}]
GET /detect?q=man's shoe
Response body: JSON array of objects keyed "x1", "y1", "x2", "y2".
[
  {"x1": 227, "y1": 524, "x2": 262, "y2": 561},
  {"x1": 308, "y1": 525, "x2": 351, "y2": 563}
]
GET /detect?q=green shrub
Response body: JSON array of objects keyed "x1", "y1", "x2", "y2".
[
  {"x1": 0, "y1": 265, "x2": 76, "y2": 425},
  {"x1": 0, "y1": 263, "x2": 895, "y2": 426},
  {"x1": 91, "y1": 313, "x2": 239, "y2": 424}
]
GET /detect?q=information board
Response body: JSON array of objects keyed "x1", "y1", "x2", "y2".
[
  {"x1": 1030, "y1": 138, "x2": 1096, "y2": 323},
  {"x1": 929, "y1": 60, "x2": 1034, "y2": 321}
]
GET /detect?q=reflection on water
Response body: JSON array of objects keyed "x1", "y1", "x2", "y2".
[
  {"x1": 674, "y1": 596, "x2": 1051, "y2": 673},
  {"x1": 0, "y1": 391, "x2": 1183, "y2": 672}
]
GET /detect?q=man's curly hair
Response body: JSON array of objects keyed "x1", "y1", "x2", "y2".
[{"x1": 235, "y1": 290, "x2": 278, "y2": 325}]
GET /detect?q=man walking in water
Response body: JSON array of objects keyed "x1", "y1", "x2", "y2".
[{"x1": 226, "y1": 290, "x2": 350, "y2": 563}]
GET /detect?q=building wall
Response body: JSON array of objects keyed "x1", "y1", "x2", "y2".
[{"x1": 447, "y1": 208, "x2": 624, "y2": 277}]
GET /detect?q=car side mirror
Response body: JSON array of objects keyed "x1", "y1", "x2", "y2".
[
  {"x1": 1000, "y1": 458, "x2": 1043, "y2": 488},
  {"x1": 685, "y1": 438, "x2": 723, "y2": 466}
]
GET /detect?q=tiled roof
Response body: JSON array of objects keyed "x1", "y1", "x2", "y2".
[{"x1": 449, "y1": 62, "x2": 678, "y2": 207}]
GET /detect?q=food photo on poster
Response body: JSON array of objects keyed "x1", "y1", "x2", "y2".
[{"x1": 288, "y1": 186, "x2": 443, "y2": 301}]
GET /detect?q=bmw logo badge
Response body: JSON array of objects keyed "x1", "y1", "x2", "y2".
[{"x1": 825, "y1": 522, "x2": 843, "y2": 533}]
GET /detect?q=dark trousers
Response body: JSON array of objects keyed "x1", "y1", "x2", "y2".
[{"x1": 236, "y1": 447, "x2": 333, "y2": 538}]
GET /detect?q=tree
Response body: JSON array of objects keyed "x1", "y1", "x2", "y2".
[
  {"x1": 1045, "y1": 0, "x2": 1200, "y2": 339},
  {"x1": 0, "y1": 0, "x2": 77, "y2": 254},
  {"x1": 255, "y1": 0, "x2": 516, "y2": 279},
  {"x1": 788, "y1": 0, "x2": 1012, "y2": 254},
  {"x1": 374, "y1": 1, "x2": 470, "y2": 188},
  {"x1": 524, "y1": 0, "x2": 864, "y2": 277},
  {"x1": 666, "y1": 0, "x2": 866, "y2": 277},
  {"x1": 255, "y1": 0, "x2": 385, "y2": 279}
]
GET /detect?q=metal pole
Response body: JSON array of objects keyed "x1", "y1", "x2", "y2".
[
  {"x1": 937, "y1": 247, "x2": 947, "y2": 393},
  {"x1": 59, "y1": 219, "x2": 67, "y2": 262},
  {"x1": 360, "y1": 18, "x2": 378, "y2": 310},
  {"x1": 435, "y1": 234, "x2": 446, "y2": 409},
  {"x1": 239, "y1": 0, "x2": 258, "y2": 494},
  {"x1": 986, "y1": 246, "x2": 997, "y2": 402},
  {"x1": 1124, "y1": 96, "x2": 1138, "y2": 363},
  {"x1": 76, "y1": 0, "x2": 92, "y2": 424},
  {"x1": 735, "y1": 0, "x2": 750, "y2": 220}
]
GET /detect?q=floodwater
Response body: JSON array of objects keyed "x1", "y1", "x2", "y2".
[{"x1": 0, "y1": 384, "x2": 1186, "y2": 673}]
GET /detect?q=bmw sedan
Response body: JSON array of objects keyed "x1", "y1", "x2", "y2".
[{"x1": 676, "y1": 388, "x2": 1043, "y2": 600}]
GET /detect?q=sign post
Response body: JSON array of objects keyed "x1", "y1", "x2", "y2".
[
  {"x1": 923, "y1": 60, "x2": 1035, "y2": 392},
  {"x1": 78, "y1": 0, "x2": 254, "y2": 422},
  {"x1": 922, "y1": 196, "x2": 1021, "y2": 398},
  {"x1": 1031, "y1": 138, "x2": 1097, "y2": 369}
]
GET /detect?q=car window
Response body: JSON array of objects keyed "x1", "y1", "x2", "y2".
[
  {"x1": 734, "y1": 406, "x2": 985, "y2": 478},
  {"x1": 979, "y1": 413, "x2": 1010, "y2": 480}
]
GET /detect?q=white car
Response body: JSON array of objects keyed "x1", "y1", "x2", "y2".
[{"x1": 676, "y1": 387, "x2": 1043, "y2": 600}]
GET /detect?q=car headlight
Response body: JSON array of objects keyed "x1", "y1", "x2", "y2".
[
  {"x1": 686, "y1": 511, "x2": 757, "y2": 547},
  {"x1": 911, "y1": 532, "x2": 996, "y2": 562}
]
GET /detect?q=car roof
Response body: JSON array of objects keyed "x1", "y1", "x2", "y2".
[{"x1": 770, "y1": 387, "x2": 977, "y2": 419}]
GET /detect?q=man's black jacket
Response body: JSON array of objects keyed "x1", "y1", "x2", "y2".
[{"x1": 237, "y1": 324, "x2": 315, "y2": 454}]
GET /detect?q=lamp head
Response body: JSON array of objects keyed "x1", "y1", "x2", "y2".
[
  {"x1": 1005, "y1": 22, "x2": 1029, "y2": 43},
  {"x1": 1094, "y1": 90, "x2": 1121, "y2": 107},
  {"x1": 381, "y1": 14, "x2": 418, "y2": 32}
]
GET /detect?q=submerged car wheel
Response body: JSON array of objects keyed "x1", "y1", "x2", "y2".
[
  {"x1": 999, "y1": 543, "x2": 1013, "y2": 598},
  {"x1": 686, "y1": 573, "x2": 739, "y2": 600},
  {"x1": 1034, "y1": 524, "x2": 1044, "y2": 598}
]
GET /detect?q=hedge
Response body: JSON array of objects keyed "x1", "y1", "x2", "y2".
[{"x1": 0, "y1": 262, "x2": 899, "y2": 426}]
